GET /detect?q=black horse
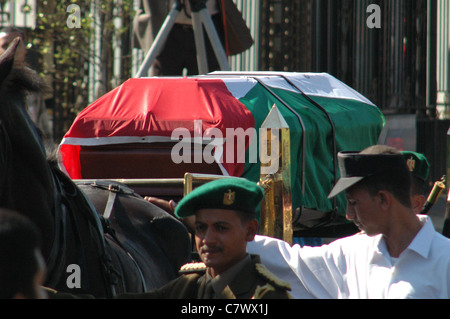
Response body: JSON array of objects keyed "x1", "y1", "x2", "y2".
[{"x1": 0, "y1": 38, "x2": 191, "y2": 298}]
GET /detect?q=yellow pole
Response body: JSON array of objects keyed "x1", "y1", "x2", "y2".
[{"x1": 259, "y1": 105, "x2": 292, "y2": 244}]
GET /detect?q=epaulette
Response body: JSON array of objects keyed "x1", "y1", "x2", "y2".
[
  {"x1": 255, "y1": 263, "x2": 291, "y2": 291},
  {"x1": 179, "y1": 262, "x2": 207, "y2": 275},
  {"x1": 42, "y1": 286, "x2": 58, "y2": 294}
]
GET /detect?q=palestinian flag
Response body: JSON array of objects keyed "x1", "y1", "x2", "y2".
[{"x1": 59, "y1": 72, "x2": 384, "y2": 218}]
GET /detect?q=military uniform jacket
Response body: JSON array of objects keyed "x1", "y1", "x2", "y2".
[{"x1": 119, "y1": 255, "x2": 291, "y2": 299}]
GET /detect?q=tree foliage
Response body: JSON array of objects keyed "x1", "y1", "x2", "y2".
[{"x1": 31, "y1": 0, "x2": 135, "y2": 141}]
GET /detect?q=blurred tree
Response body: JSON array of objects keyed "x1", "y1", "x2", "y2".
[{"x1": 31, "y1": 0, "x2": 134, "y2": 142}]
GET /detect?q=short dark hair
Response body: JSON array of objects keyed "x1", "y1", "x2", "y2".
[
  {"x1": 235, "y1": 209, "x2": 257, "y2": 223},
  {"x1": 351, "y1": 145, "x2": 412, "y2": 207},
  {"x1": 350, "y1": 170, "x2": 412, "y2": 208},
  {"x1": 0, "y1": 208, "x2": 43, "y2": 299},
  {"x1": 411, "y1": 176, "x2": 426, "y2": 196}
]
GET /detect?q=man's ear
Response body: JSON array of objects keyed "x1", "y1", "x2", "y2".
[
  {"x1": 377, "y1": 190, "x2": 392, "y2": 209},
  {"x1": 411, "y1": 194, "x2": 426, "y2": 214},
  {"x1": 246, "y1": 219, "x2": 258, "y2": 241}
]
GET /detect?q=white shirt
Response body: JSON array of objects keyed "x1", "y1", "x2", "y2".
[{"x1": 247, "y1": 216, "x2": 450, "y2": 299}]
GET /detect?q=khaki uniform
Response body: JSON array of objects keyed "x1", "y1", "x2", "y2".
[{"x1": 118, "y1": 255, "x2": 291, "y2": 299}]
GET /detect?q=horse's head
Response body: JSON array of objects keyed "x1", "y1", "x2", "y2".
[
  {"x1": 0, "y1": 36, "x2": 19, "y2": 88},
  {"x1": 0, "y1": 36, "x2": 56, "y2": 262},
  {"x1": 0, "y1": 38, "x2": 192, "y2": 297},
  {"x1": 0, "y1": 36, "x2": 45, "y2": 96}
]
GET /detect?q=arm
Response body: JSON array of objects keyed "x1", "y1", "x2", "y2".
[
  {"x1": 144, "y1": 196, "x2": 195, "y2": 233},
  {"x1": 247, "y1": 235, "x2": 345, "y2": 299}
]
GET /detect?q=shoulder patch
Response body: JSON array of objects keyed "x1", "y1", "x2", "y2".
[
  {"x1": 255, "y1": 263, "x2": 291, "y2": 291},
  {"x1": 179, "y1": 262, "x2": 207, "y2": 274},
  {"x1": 252, "y1": 283, "x2": 275, "y2": 299},
  {"x1": 42, "y1": 286, "x2": 58, "y2": 294}
]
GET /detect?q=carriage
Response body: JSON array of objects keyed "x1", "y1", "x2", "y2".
[
  {"x1": 0, "y1": 38, "x2": 385, "y2": 297},
  {"x1": 58, "y1": 71, "x2": 385, "y2": 240}
]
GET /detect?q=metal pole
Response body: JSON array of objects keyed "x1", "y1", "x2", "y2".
[
  {"x1": 259, "y1": 104, "x2": 292, "y2": 244},
  {"x1": 191, "y1": 10, "x2": 209, "y2": 74},
  {"x1": 189, "y1": 0, "x2": 230, "y2": 73},
  {"x1": 134, "y1": 1, "x2": 182, "y2": 77},
  {"x1": 197, "y1": 8, "x2": 230, "y2": 71},
  {"x1": 426, "y1": 0, "x2": 437, "y2": 113},
  {"x1": 135, "y1": 0, "x2": 230, "y2": 77}
]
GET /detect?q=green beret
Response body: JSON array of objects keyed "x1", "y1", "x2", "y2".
[
  {"x1": 175, "y1": 178, "x2": 264, "y2": 218},
  {"x1": 401, "y1": 151, "x2": 430, "y2": 181}
]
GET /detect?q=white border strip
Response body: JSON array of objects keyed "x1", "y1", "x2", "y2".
[
  {"x1": 61, "y1": 135, "x2": 174, "y2": 146},
  {"x1": 61, "y1": 135, "x2": 226, "y2": 146},
  {"x1": 209, "y1": 71, "x2": 376, "y2": 106}
]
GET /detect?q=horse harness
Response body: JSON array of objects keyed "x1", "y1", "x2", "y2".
[
  {"x1": 89, "y1": 180, "x2": 148, "y2": 293},
  {"x1": 43, "y1": 167, "x2": 121, "y2": 298}
]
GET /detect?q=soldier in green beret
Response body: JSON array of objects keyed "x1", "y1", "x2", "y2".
[
  {"x1": 401, "y1": 151, "x2": 430, "y2": 214},
  {"x1": 121, "y1": 177, "x2": 292, "y2": 299}
]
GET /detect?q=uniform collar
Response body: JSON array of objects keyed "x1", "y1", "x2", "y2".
[
  {"x1": 405, "y1": 215, "x2": 435, "y2": 259},
  {"x1": 222, "y1": 254, "x2": 262, "y2": 298},
  {"x1": 206, "y1": 254, "x2": 252, "y2": 298},
  {"x1": 373, "y1": 215, "x2": 435, "y2": 261}
]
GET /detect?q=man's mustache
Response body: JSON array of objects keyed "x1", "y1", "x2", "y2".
[{"x1": 199, "y1": 245, "x2": 223, "y2": 254}]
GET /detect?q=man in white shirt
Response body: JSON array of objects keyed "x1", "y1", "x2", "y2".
[{"x1": 247, "y1": 145, "x2": 450, "y2": 299}]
